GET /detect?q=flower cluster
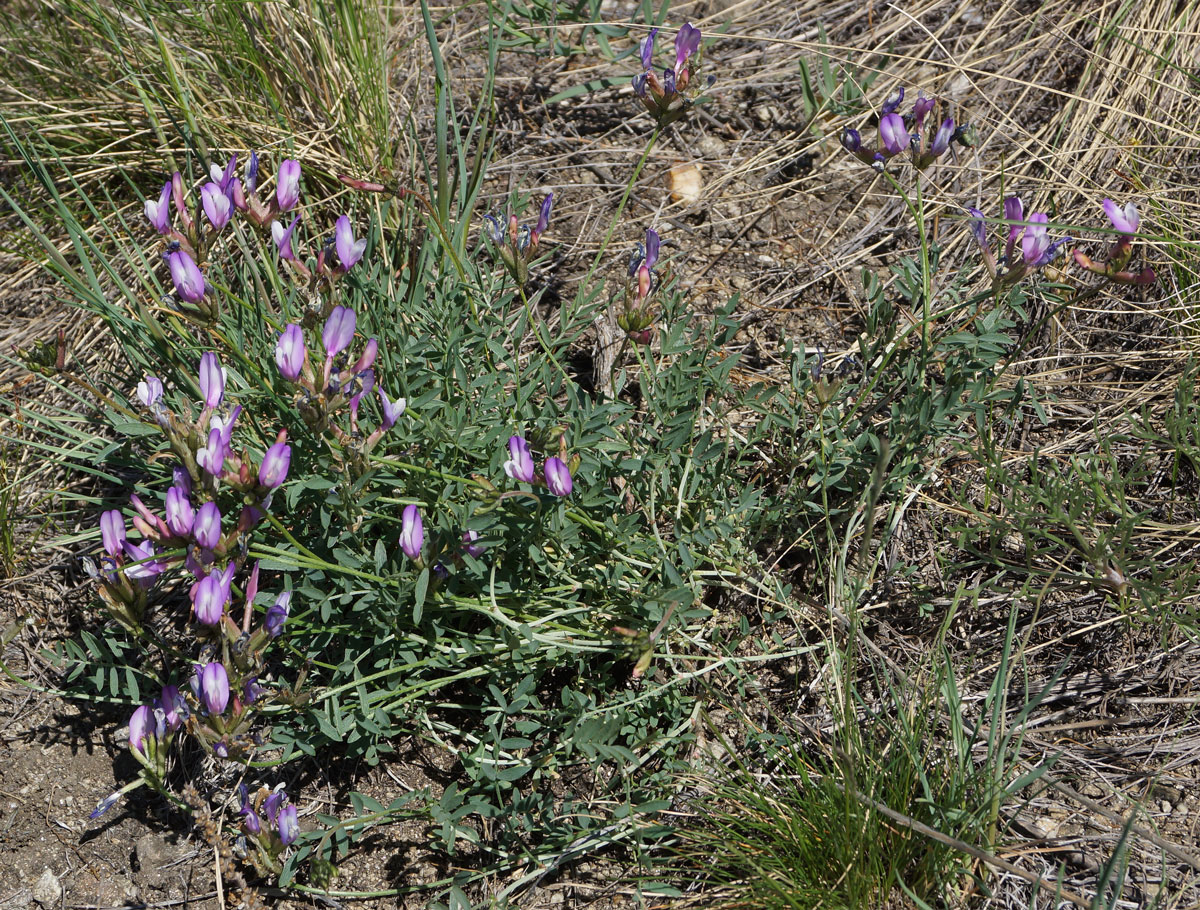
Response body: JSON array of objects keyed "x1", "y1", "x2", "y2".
[
  {"x1": 147, "y1": 154, "x2": 370, "y2": 319},
  {"x1": 239, "y1": 784, "x2": 301, "y2": 860},
  {"x1": 966, "y1": 196, "x2": 1073, "y2": 289},
  {"x1": 632, "y1": 23, "x2": 710, "y2": 128},
  {"x1": 274, "y1": 306, "x2": 406, "y2": 453},
  {"x1": 840, "y1": 87, "x2": 970, "y2": 172},
  {"x1": 618, "y1": 228, "x2": 661, "y2": 344},
  {"x1": 1072, "y1": 200, "x2": 1156, "y2": 286},
  {"x1": 483, "y1": 193, "x2": 553, "y2": 285}
]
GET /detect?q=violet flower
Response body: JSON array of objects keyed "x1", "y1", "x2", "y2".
[
  {"x1": 159, "y1": 685, "x2": 185, "y2": 731},
  {"x1": 164, "y1": 486, "x2": 195, "y2": 537},
  {"x1": 400, "y1": 504, "x2": 424, "y2": 560},
  {"x1": 322, "y1": 307, "x2": 356, "y2": 360},
  {"x1": 201, "y1": 181, "x2": 233, "y2": 231},
  {"x1": 239, "y1": 784, "x2": 262, "y2": 835},
  {"x1": 1103, "y1": 199, "x2": 1140, "y2": 236},
  {"x1": 193, "y1": 568, "x2": 231, "y2": 625},
  {"x1": 377, "y1": 387, "x2": 406, "y2": 430},
  {"x1": 193, "y1": 501, "x2": 222, "y2": 551},
  {"x1": 277, "y1": 804, "x2": 299, "y2": 845},
  {"x1": 144, "y1": 181, "x2": 172, "y2": 234},
  {"x1": 503, "y1": 435, "x2": 535, "y2": 483},
  {"x1": 272, "y1": 215, "x2": 301, "y2": 261},
  {"x1": 276, "y1": 159, "x2": 301, "y2": 212},
  {"x1": 462, "y1": 530, "x2": 484, "y2": 559},
  {"x1": 275, "y1": 324, "x2": 306, "y2": 381},
  {"x1": 879, "y1": 113, "x2": 909, "y2": 156},
  {"x1": 544, "y1": 457, "x2": 573, "y2": 497},
  {"x1": 122, "y1": 540, "x2": 164, "y2": 581},
  {"x1": 531, "y1": 193, "x2": 552, "y2": 245},
  {"x1": 129, "y1": 705, "x2": 153, "y2": 756},
  {"x1": 196, "y1": 428, "x2": 226, "y2": 478},
  {"x1": 674, "y1": 22, "x2": 701, "y2": 74},
  {"x1": 258, "y1": 441, "x2": 291, "y2": 489},
  {"x1": 167, "y1": 250, "x2": 205, "y2": 304},
  {"x1": 1003, "y1": 196, "x2": 1024, "y2": 262},
  {"x1": 136, "y1": 376, "x2": 163, "y2": 409},
  {"x1": 198, "y1": 352, "x2": 226, "y2": 408},
  {"x1": 334, "y1": 215, "x2": 367, "y2": 270},
  {"x1": 196, "y1": 662, "x2": 230, "y2": 715},
  {"x1": 264, "y1": 591, "x2": 291, "y2": 638},
  {"x1": 100, "y1": 510, "x2": 126, "y2": 557}
]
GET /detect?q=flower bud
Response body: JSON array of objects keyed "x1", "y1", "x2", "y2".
[
  {"x1": 136, "y1": 375, "x2": 163, "y2": 409},
  {"x1": 198, "y1": 352, "x2": 226, "y2": 408},
  {"x1": 167, "y1": 250, "x2": 205, "y2": 303},
  {"x1": 100, "y1": 510, "x2": 126, "y2": 557},
  {"x1": 192, "y1": 569, "x2": 230, "y2": 625},
  {"x1": 129, "y1": 704, "x2": 153, "y2": 755},
  {"x1": 144, "y1": 181, "x2": 172, "y2": 234}
]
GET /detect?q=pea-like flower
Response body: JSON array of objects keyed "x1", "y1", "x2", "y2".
[
  {"x1": 198, "y1": 352, "x2": 226, "y2": 408},
  {"x1": 201, "y1": 181, "x2": 233, "y2": 231},
  {"x1": 239, "y1": 783, "x2": 262, "y2": 835},
  {"x1": 400, "y1": 504, "x2": 424, "y2": 560},
  {"x1": 272, "y1": 215, "x2": 301, "y2": 262},
  {"x1": 100, "y1": 510, "x2": 126, "y2": 557},
  {"x1": 128, "y1": 704, "x2": 153, "y2": 755},
  {"x1": 258, "y1": 441, "x2": 292, "y2": 489},
  {"x1": 159, "y1": 685, "x2": 185, "y2": 731},
  {"x1": 193, "y1": 501, "x2": 222, "y2": 551},
  {"x1": 544, "y1": 457, "x2": 573, "y2": 497},
  {"x1": 276, "y1": 159, "x2": 301, "y2": 212},
  {"x1": 122, "y1": 539, "x2": 164, "y2": 581},
  {"x1": 167, "y1": 250, "x2": 205, "y2": 304},
  {"x1": 531, "y1": 194, "x2": 553, "y2": 246},
  {"x1": 192, "y1": 567, "x2": 232, "y2": 625},
  {"x1": 461, "y1": 530, "x2": 484, "y2": 559},
  {"x1": 277, "y1": 804, "x2": 299, "y2": 845},
  {"x1": 322, "y1": 307, "x2": 356, "y2": 360},
  {"x1": 334, "y1": 215, "x2": 367, "y2": 270},
  {"x1": 1073, "y1": 199, "x2": 1155, "y2": 285},
  {"x1": 144, "y1": 181, "x2": 172, "y2": 234},
  {"x1": 503, "y1": 435, "x2": 536, "y2": 483},
  {"x1": 164, "y1": 486, "x2": 194, "y2": 537},
  {"x1": 195, "y1": 662, "x2": 230, "y2": 715},
  {"x1": 879, "y1": 113, "x2": 910, "y2": 156},
  {"x1": 965, "y1": 197, "x2": 1071, "y2": 288},
  {"x1": 1103, "y1": 199, "x2": 1140, "y2": 236},
  {"x1": 135, "y1": 375, "x2": 163, "y2": 409},
  {"x1": 264, "y1": 591, "x2": 291, "y2": 638},
  {"x1": 275, "y1": 324, "x2": 306, "y2": 381},
  {"x1": 632, "y1": 22, "x2": 708, "y2": 128},
  {"x1": 378, "y1": 387, "x2": 406, "y2": 430},
  {"x1": 196, "y1": 427, "x2": 226, "y2": 478}
]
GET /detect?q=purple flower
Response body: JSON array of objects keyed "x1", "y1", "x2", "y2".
[
  {"x1": 533, "y1": 194, "x2": 552, "y2": 243},
  {"x1": 1021, "y1": 213, "x2": 1051, "y2": 265},
  {"x1": 100, "y1": 510, "x2": 126, "y2": 557},
  {"x1": 644, "y1": 228, "x2": 660, "y2": 271},
  {"x1": 378, "y1": 387, "x2": 406, "y2": 429},
  {"x1": 122, "y1": 539, "x2": 164, "y2": 581},
  {"x1": 193, "y1": 569, "x2": 231, "y2": 625},
  {"x1": 196, "y1": 662, "x2": 230, "y2": 715},
  {"x1": 89, "y1": 792, "x2": 121, "y2": 820},
  {"x1": 352, "y1": 338, "x2": 378, "y2": 374},
  {"x1": 167, "y1": 250, "x2": 205, "y2": 303},
  {"x1": 1003, "y1": 196, "x2": 1025, "y2": 262},
  {"x1": 136, "y1": 375, "x2": 163, "y2": 409},
  {"x1": 264, "y1": 591, "x2": 291, "y2": 638},
  {"x1": 880, "y1": 86, "x2": 905, "y2": 115},
  {"x1": 639, "y1": 28, "x2": 657, "y2": 70},
  {"x1": 544, "y1": 457, "x2": 573, "y2": 497},
  {"x1": 201, "y1": 181, "x2": 233, "y2": 231},
  {"x1": 965, "y1": 207, "x2": 989, "y2": 252},
  {"x1": 173, "y1": 466, "x2": 193, "y2": 496},
  {"x1": 334, "y1": 215, "x2": 367, "y2": 270},
  {"x1": 277, "y1": 804, "x2": 299, "y2": 845},
  {"x1": 244, "y1": 152, "x2": 260, "y2": 196},
  {"x1": 198, "y1": 353, "x2": 226, "y2": 408},
  {"x1": 632, "y1": 72, "x2": 648, "y2": 97},
  {"x1": 912, "y1": 92, "x2": 936, "y2": 128},
  {"x1": 322, "y1": 307, "x2": 356, "y2": 359},
  {"x1": 840, "y1": 127, "x2": 861, "y2": 153},
  {"x1": 159, "y1": 685, "x2": 185, "y2": 731},
  {"x1": 879, "y1": 113, "x2": 910, "y2": 156},
  {"x1": 930, "y1": 117, "x2": 955, "y2": 157},
  {"x1": 165, "y1": 486, "x2": 195, "y2": 537},
  {"x1": 144, "y1": 181, "x2": 172, "y2": 234},
  {"x1": 462, "y1": 530, "x2": 484, "y2": 559},
  {"x1": 258, "y1": 441, "x2": 291, "y2": 489},
  {"x1": 197, "y1": 427, "x2": 226, "y2": 478},
  {"x1": 263, "y1": 791, "x2": 285, "y2": 825},
  {"x1": 674, "y1": 23, "x2": 701, "y2": 74},
  {"x1": 243, "y1": 677, "x2": 264, "y2": 705},
  {"x1": 239, "y1": 784, "x2": 262, "y2": 835},
  {"x1": 210, "y1": 155, "x2": 238, "y2": 193},
  {"x1": 275, "y1": 324, "x2": 306, "y2": 381},
  {"x1": 193, "y1": 501, "x2": 222, "y2": 550},
  {"x1": 276, "y1": 159, "x2": 301, "y2": 211},
  {"x1": 400, "y1": 504, "x2": 424, "y2": 560},
  {"x1": 272, "y1": 215, "x2": 301, "y2": 261},
  {"x1": 1103, "y1": 199, "x2": 1139, "y2": 235},
  {"x1": 503, "y1": 435, "x2": 535, "y2": 483},
  {"x1": 129, "y1": 705, "x2": 153, "y2": 755}
]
